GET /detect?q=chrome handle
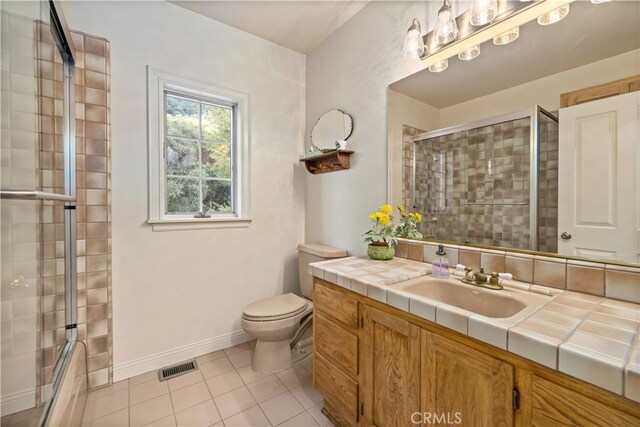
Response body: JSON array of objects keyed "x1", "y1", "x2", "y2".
[
  {"x1": 0, "y1": 190, "x2": 75, "y2": 202},
  {"x1": 560, "y1": 232, "x2": 572, "y2": 240}
]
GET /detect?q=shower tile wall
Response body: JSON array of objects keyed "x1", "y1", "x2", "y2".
[
  {"x1": 36, "y1": 22, "x2": 112, "y2": 391},
  {"x1": 401, "y1": 125, "x2": 424, "y2": 209},
  {"x1": 538, "y1": 114, "x2": 559, "y2": 254},
  {"x1": 414, "y1": 118, "x2": 533, "y2": 249}
]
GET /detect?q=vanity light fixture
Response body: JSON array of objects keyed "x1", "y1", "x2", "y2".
[
  {"x1": 458, "y1": 45, "x2": 480, "y2": 61},
  {"x1": 403, "y1": 18, "x2": 426, "y2": 60},
  {"x1": 434, "y1": 0, "x2": 458, "y2": 45},
  {"x1": 470, "y1": 0, "x2": 498, "y2": 26},
  {"x1": 493, "y1": 26, "x2": 520, "y2": 45},
  {"x1": 590, "y1": 0, "x2": 611, "y2": 3},
  {"x1": 429, "y1": 59, "x2": 448, "y2": 73},
  {"x1": 537, "y1": 3, "x2": 570, "y2": 25}
]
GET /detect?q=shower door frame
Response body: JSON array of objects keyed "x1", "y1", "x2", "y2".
[
  {"x1": 39, "y1": 2, "x2": 80, "y2": 425},
  {"x1": 411, "y1": 105, "x2": 558, "y2": 251}
]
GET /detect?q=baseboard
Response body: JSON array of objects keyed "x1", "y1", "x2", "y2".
[
  {"x1": 1, "y1": 388, "x2": 36, "y2": 416},
  {"x1": 113, "y1": 330, "x2": 252, "y2": 382}
]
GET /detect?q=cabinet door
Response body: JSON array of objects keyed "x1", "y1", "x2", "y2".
[
  {"x1": 361, "y1": 304, "x2": 421, "y2": 427},
  {"x1": 422, "y1": 331, "x2": 514, "y2": 427},
  {"x1": 527, "y1": 375, "x2": 639, "y2": 426}
]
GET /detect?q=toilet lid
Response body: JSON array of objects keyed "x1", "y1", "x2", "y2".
[{"x1": 242, "y1": 293, "x2": 309, "y2": 321}]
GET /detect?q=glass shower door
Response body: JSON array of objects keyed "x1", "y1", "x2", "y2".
[
  {"x1": 1, "y1": 2, "x2": 47, "y2": 423},
  {"x1": 1, "y1": 1, "x2": 77, "y2": 425}
]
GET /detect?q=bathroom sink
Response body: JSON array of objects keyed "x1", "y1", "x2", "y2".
[{"x1": 392, "y1": 276, "x2": 551, "y2": 320}]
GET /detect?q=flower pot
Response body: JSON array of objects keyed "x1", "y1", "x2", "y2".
[{"x1": 367, "y1": 243, "x2": 395, "y2": 261}]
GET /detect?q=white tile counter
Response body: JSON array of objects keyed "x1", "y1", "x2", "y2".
[{"x1": 310, "y1": 256, "x2": 640, "y2": 402}]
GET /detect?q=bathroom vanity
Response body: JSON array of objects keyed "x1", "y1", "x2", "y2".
[{"x1": 311, "y1": 261, "x2": 640, "y2": 427}]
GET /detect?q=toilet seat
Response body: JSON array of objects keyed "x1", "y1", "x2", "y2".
[{"x1": 242, "y1": 293, "x2": 309, "y2": 322}]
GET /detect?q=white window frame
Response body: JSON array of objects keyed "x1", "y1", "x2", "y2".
[{"x1": 147, "y1": 67, "x2": 251, "y2": 231}]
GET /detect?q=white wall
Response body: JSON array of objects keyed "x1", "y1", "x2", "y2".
[
  {"x1": 305, "y1": 1, "x2": 444, "y2": 256},
  {"x1": 64, "y1": 1, "x2": 306, "y2": 380},
  {"x1": 439, "y1": 49, "x2": 640, "y2": 127},
  {"x1": 387, "y1": 89, "x2": 439, "y2": 210}
]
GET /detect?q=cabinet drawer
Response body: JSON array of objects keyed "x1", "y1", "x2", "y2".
[
  {"x1": 314, "y1": 352, "x2": 358, "y2": 426},
  {"x1": 314, "y1": 280, "x2": 358, "y2": 328},
  {"x1": 314, "y1": 313, "x2": 358, "y2": 377}
]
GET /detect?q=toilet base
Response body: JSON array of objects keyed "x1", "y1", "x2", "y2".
[{"x1": 252, "y1": 339, "x2": 292, "y2": 373}]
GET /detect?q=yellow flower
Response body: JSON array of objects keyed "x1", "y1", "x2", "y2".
[
  {"x1": 408, "y1": 213, "x2": 416, "y2": 219},
  {"x1": 368, "y1": 213, "x2": 376, "y2": 221},
  {"x1": 380, "y1": 204, "x2": 392, "y2": 214},
  {"x1": 397, "y1": 204, "x2": 405, "y2": 212},
  {"x1": 415, "y1": 213, "x2": 422, "y2": 223},
  {"x1": 379, "y1": 213, "x2": 390, "y2": 225},
  {"x1": 375, "y1": 211, "x2": 384, "y2": 219}
]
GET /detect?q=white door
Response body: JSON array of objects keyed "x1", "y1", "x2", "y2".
[{"x1": 558, "y1": 91, "x2": 640, "y2": 263}]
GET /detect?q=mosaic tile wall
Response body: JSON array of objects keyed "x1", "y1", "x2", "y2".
[
  {"x1": 405, "y1": 116, "x2": 560, "y2": 252},
  {"x1": 413, "y1": 118, "x2": 533, "y2": 249},
  {"x1": 36, "y1": 22, "x2": 112, "y2": 392}
]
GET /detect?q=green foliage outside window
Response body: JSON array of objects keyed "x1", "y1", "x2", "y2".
[{"x1": 165, "y1": 94, "x2": 233, "y2": 214}]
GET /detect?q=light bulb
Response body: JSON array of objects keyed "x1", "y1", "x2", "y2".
[
  {"x1": 429, "y1": 59, "x2": 448, "y2": 73},
  {"x1": 493, "y1": 27, "x2": 519, "y2": 45},
  {"x1": 434, "y1": 0, "x2": 458, "y2": 45},
  {"x1": 470, "y1": 0, "x2": 498, "y2": 26},
  {"x1": 590, "y1": 0, "x2": 610, "y2": 3},
  {"x1": 538, "y1": 4, "x2": 570, "y2": 25},
  {"x1": 403, "y1": 18, "x2": 425, "y2": 60},
  {"x1": 458, "y1": 45, "x2": 480, "y2": 61}
]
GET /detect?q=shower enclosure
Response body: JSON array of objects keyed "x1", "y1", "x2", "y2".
[
  {"x1": 1, "y1": 1, "x2": 85, "y2": 425},
  {"x1": 411, "y1": 106, "x2": 559, "y2": 252}
]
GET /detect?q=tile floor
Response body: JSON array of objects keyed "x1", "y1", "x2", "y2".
[{"x1": 81, "y1": 341, "x2": 333, "y2": 426}]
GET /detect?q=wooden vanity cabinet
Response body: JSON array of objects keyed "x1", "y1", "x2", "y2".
[{"x1": 312, "y1": 278, "x2": 640, "y2": 427}]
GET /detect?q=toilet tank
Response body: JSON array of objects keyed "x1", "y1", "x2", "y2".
[{"x1": 298, "y1": 243, "x2": 347, "y2": 299}]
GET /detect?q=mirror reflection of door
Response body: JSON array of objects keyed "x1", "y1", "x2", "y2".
[{"x1": 558, "y1": 91, "x2": 640, "y2": 263}]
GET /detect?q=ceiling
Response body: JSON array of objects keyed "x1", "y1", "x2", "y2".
[
  {"x1": 390, "y1": 1, "x2": 640, "y2": 108},
  {"x1": 170, "y1": 0, "x2": 370, "y2": 54}
]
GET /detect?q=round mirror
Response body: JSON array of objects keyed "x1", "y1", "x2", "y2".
[{"x1": 310, "y1": 109, "x2": 353, "y2": 150}]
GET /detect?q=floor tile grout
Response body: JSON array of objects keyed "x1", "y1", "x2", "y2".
[{"x1": 77, "y1": 341, "x2": 321, "y2": 427}]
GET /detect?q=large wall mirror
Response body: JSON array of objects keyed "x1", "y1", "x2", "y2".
[{"x1": 387, "y1": 0, "x2": 639, "y2": 265}]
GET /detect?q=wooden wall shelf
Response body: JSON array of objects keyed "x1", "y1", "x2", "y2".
[{"x1": 300, "y1": 150, "x2": 354, "y2": 175}]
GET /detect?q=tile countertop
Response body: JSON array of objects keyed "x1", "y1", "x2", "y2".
[{"x1": 310, "y1": 256, "x2": 640, "y2": 403}]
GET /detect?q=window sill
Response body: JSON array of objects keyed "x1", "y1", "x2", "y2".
[{"x1": 147, "y1": 217, "x2": 252, "y2": 232}]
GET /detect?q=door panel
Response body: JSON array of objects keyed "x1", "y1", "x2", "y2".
[
  {"x1": 422, "y1": 331, "x2": 514, "y2": 427},
  {"x1": 558, "y1": 92, "x2": 640, "y2": 262},
  {"x1": 361, "y1": 305, "x2": 420, "y2": 427}
]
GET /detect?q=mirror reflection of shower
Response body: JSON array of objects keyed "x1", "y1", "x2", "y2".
[{"x1": 408, "y1": 107, "x2": 559, "y2": 252}]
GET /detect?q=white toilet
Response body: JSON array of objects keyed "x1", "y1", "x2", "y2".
[{"x1": 241, "y1": 243, "x2": 347, "y2": 373}]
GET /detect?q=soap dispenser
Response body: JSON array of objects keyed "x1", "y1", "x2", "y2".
[{"x1": 432, "y1": 244, "x2": 450, "y2": 279}]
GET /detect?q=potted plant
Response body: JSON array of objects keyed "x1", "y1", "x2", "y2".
[
  {"x1": 363, "y1": 205, "x2": 398, "y2": 260},
  {"x1": 394, "y1": 205, "x2": 423, "y2": 239}
]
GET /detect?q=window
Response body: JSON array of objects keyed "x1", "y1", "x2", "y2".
[
  {"x1": 147, "y1": 68, "x2": 250, "y2": 231},
  {"x1": 165, "y1": 93, "x2": 234, "y2": 214}
]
